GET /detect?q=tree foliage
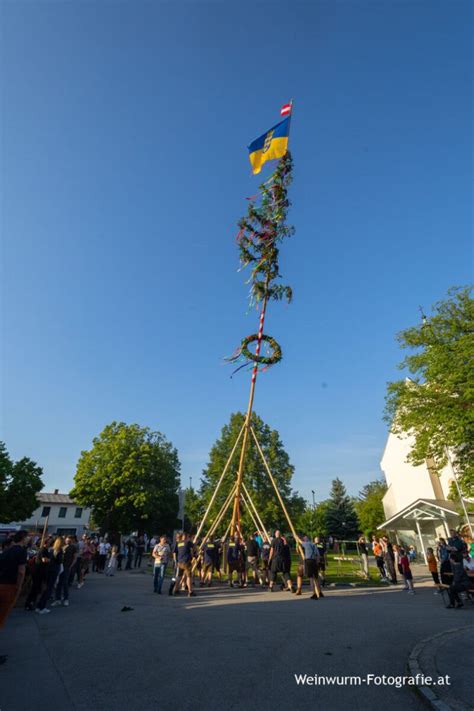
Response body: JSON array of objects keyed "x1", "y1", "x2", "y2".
[
  {"x1": 190, "y1": 412, "x2": 304, "y2": 536},
  {"x1": 0, "y1": 442, "x2": 44, "y2": 523},
  {"x1": 325, "y1": 478, "x2": 359, "y2": 539},
  {"x1": 70, "y1": 422, "x2": 180, "y2": 535},
  {"x1": 296, "y1": 500, "x2": 330, "y2": 538},
  {"x1": 355, "y1": 480, "x2": 387, "y2": 535},
  {"x1": 385, "y1": 287, "x2": 474, "y2": 497}
]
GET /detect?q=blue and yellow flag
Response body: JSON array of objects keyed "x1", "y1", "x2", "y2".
[{"x1": 248, "y1": 117, "x2": 290, "y2": 175}]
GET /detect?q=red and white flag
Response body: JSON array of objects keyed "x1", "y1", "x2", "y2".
[{"x1": 280, "y1": 102, "x2": 292, "y2": 117}]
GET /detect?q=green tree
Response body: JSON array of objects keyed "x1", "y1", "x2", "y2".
[
  {"x1": 0, "y1": 442, "x2": 44, "y2": 523},
  {"x1": 325, "y1": 478, "x2": 359, "y2": 539},
  {"x1": 194, "y1": 412, "x2": 303, "y2": 536},
  {"x1": 355, "y1": 480, "x2": 387, "y2": 535},
  {"x1": 385, "y1": 287, "x2": 474, "y2": 497},
  {"x1": 70, "y1": 422, "x2": 180, "y2": 535},
  {"x1": 183, "y1": 486, "x2": 205, "y2": 534},
  {"x1": 313, "y1": 500, "x2": 331, "y2": 538},
  {"x1": 296, "y1": 500, "x2": 330, "y2": 538}
]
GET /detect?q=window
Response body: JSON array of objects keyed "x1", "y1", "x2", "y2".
[
  {"x1": 41, "y1": 506, "x2": 51, "y2": 517},
  {"x1": 58, "y1": 507, "x2": 67, "y2": 518},
  {"x1": 75, "y1": 507, "x2": 83, "y2": 518}
]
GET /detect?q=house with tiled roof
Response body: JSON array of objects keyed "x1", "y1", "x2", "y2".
[{"x1": 7, "y1": 489, "x2": 91, "y2": 537}]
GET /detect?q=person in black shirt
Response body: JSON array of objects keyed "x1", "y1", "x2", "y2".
[
  {"x1": 172, "y1": 533, "x2": 196, "y2": 597},
  {"x1": 268, "y1": 530, "x2": 293, "y2": 592},
  {"x1": 52, "y1": 536, "x2": 77, "y2": 607},
  {"x1": 201, "y1": 540, "x2": 218, "y2": 587},
  {"x1": 227, "y1": 536, "x2": 244, "y2": 588},
  {"x1": 314, "y1": 536, "x2": 327, "y2": 586},
  {"x1": 37, "y1": 537, "x2": 64, "y2": 613},
  {"x1": 261, "y1": 538, "x2": 271, "y2": 586},
  {"x1": 24, "y1": 544, "x2": 50, "y2": 611},
  {"x1": 447, "y1": 553, "x2": 472, "y2": 608},
  {"x1": 245, "y1": 534, "x2": 263, "y2": 587},
  {"x1": 0, "y1": 530, "x2": 29, "y2": 642},
  {"x1": 214, "y1": 538, "x2": 223, "y2": 581}
]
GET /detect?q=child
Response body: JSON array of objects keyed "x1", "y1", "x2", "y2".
[
  {"x1": 105, "y1": 545, "x2": 118, "y2": 577},
  {"x1": 426, "y1": 546, "x2": 440, "y2": 593},
  {"x1": 399, "y1": 548, "x2": 415, "y2": 594}
]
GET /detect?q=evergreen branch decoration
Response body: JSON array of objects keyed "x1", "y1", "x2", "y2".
[
  {"x1": 226, "y1": 151, "x2": 294, "y2": 376},
  {"x1": 236, "y1": 151, "x2": 294, "y2": 308}
]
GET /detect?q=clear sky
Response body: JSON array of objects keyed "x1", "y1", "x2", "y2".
[{"x1": 2, "y1": 1, "x2": 472, "y2": 504}]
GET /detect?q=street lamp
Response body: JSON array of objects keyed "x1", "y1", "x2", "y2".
[{"x1": 310, "y1": 490, "x2": 316, "y2": 539}]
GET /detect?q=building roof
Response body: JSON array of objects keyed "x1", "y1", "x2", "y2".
[
  {"x1": 378, "y1": 498, "x2": 460, "y2": 530},
  {"x1": 37, "y1": 492, "x2": 77, "y2": 505}
]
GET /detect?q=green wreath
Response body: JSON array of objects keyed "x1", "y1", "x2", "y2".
[{"x1": 241, "y1": 334, "x2": 282, "y2": 365}]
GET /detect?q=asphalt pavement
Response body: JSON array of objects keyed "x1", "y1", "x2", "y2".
[{"x1": 1, "y1": 566, "x2": 472, "y2": 711}]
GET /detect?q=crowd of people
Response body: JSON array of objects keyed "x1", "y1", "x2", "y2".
[
  {"x1": 358, "y1": 529, "x2": 474, "y2": 605},
  {"x1": 0, "y1": 525, "x2": 473, "y2": 646},
  {"x1": 160, "y1": 530, "x2": 328, "y2": 599}
]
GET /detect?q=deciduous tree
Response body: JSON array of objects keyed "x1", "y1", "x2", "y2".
[
  {"x1": 0, "y1": 442, "x2": 44, "y2": 523},
  {"x1": 71, "y1": 422, "x2": 180, "y2": 535},
  {"x1": 193, "y1": 412, "x2": 303, "y2": 536},
  {"x1": 385, "y1": 287, "x2": 474, "y2": 497}
]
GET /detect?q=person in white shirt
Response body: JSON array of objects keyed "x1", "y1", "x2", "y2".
[
  {"x1": 98, "y1": 539, "x2": 108, "y2": 573},
  {"x1": 462, "y1": 555, "x2": 474, "y2": 573},
  {"x1": 152, "y1": 536, "x2": 171, "y2": 594}
]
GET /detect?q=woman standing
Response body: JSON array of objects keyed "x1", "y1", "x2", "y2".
[{"x1": 37, "y1": 537, "x2": 64, "y2": 614}]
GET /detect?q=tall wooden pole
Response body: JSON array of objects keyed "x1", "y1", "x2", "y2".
[
  {"x1": 250, "y1": 426, "x2": 304, "y2": 559},
  {"x1": 230, "y1": 280, "x2": 270, "y2": 536},
  {"x1": 192, "y1": 422, "x2": 245, "y2": 543},
  {"x1": 242, "y1": 482, "x2": 270, "y2": 543}
]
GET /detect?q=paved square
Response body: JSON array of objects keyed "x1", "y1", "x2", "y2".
[{"x1": 1, "y1": 568, "x2": 468, "y2": 711}]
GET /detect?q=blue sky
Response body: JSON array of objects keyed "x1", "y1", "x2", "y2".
[{"x1": 2, "y1": 1, "x2": 472, "y2": 504}]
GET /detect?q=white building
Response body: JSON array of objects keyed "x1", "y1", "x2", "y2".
[
  {"x1": 9, "y1": 490, "x2": 91, "y2": 537},
  {"x1": 379, "y1": 431, "x2": 473, "y2": 562}
]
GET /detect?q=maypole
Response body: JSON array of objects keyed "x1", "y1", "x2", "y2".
[
  {"x1": 192, "y1": 101, "x2": 298, "y2": 553},
  {"x1": 228, "y1": 103, "x2": 295, "y2": 538}
]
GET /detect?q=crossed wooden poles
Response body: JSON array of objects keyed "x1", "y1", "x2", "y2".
[{"x1": 190, "y1": 292, "x2": 303, "y2": 564}]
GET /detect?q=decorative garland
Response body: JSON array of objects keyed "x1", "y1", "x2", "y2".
[
  {"x1": 240, "y1": 334, "x2": 282, "y2": 365},
  {"x1": 236, "y1": 152, "x2": 294, "y2": 308},
  {"x1": 226, "y1": 151, "x2": 294, "y2": 376}
]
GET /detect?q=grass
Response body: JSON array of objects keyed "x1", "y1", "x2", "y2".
[
  {"x1": 289, "y1": 552, "x2": 387, "y2": 587},
  {"x1": 145, "y1": 549, "x2": 388, "y2": 587}
]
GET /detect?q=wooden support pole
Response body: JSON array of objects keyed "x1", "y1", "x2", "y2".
[
  {"x1": 241, "y1": 491, "x2": 261, "y2": 533},
  {"x1": 250, "y1": 426, "x2": 304, "y2": 559},
  {"x1": 242, "y1": 482, "x2": 270, "y2": 542},
  {"x1": 191, "y1": 483, "x2": 237, "y2": 574},
  {"x1": 231, "y1": 282, "x2": 270, "y2": 535},
  {"x1": 192, "y1": 422, "x2": 245, "y2": 543},
  {"x1": 40, "y1": 515, "x2": 49, "y2": 547}
]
